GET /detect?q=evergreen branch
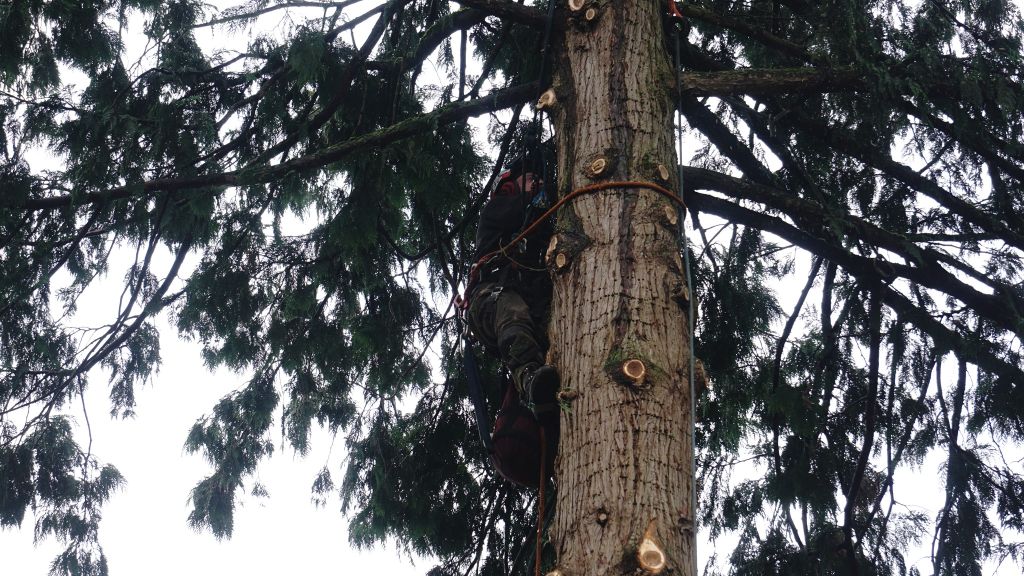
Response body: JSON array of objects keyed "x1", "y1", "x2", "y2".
[
  {"x1": 249, "y1": 0, "x2": 407, "y2": 165},
  {"x1": 192, "y1": 0, "x2": 368, "y2": 29},
  {"x1": 924, "y1": 0, "x2": 1021, "y2": 62},
  {"x1": 18, "y1": 83, "x2": 536, "y2": 211},
  {"x1": 844, "y1": 288, "x2": 882, "y2": 559},
  {"x1": 863, "y1": 350, "x2": 937, "y2": 543},
  {"x1": 686, "y1": 190, "x2": 1024, "y2": 387},
  {"x1": 678, "y1": 67, "x2": 864, "y2": 96},
  {"x1": 200, "y1": 1, "x2": 399, "y2": 168},
  {"x1": 468, "y1": 21, "x2": 512, "y2": 99},
  {"x1": 676, "y1": 2, "x2": 826, "y2": 66},
  {"x1": 770, "y1": 256, "x2": 821, "y2": 549},
  {"x1": 775, "y1": 0, "x2": 813, "y2": 17},
  {"x1": 459, "y1": 27, "x2": 467, "y2": 99},
  {"x1": 678, "y1": 96, "x2": 777, "y2": 185},
  {"x1": 785, "y1": 113, "x2": 1024, "y2": 253},
  {"x1": 683, "y1": 167, "x2": 1024, "y2": 336},
  {"x1": 720, "y1": 95, "x2": 831, "y2": 205},
  {"x1": 213, "y1": 65, "x2": 289, "y2": 131},
  {"x1": 451, "y1": 0, "x2": 553, "y2": 29},
  {"x1": 377, "y1": 102, "x2": 524, "y2": 264},
  {"x1": 898, "y1": 98, "x2": 1024, "y2": 184},
  {"x1": 933, "y1": 357, "x2": 970, "y2": 574},
  {"x1": 366, "y1": 9, "x2": 489, "y2": 75}
]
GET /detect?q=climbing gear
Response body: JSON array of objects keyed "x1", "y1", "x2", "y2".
[{"x1": 459, "y1": 179, "x2": 687, "y2": 310}]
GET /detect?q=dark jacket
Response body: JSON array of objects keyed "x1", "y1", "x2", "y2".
[{"x1": 472, "y1": 179, "x2": 553, "y2": 274}]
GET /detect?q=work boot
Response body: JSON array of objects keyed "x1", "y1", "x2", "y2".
[{"x1": 515, "y1": 363, "x2": 559, "y2": 415}]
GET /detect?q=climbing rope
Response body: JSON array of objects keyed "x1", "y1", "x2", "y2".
[{"x1": 668, "y1": 4, "x2": 700, "y2": 576}]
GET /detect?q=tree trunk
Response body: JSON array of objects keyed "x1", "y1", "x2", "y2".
[{"x1": 546, "y1": 1, "x2": 696, "y2": 575}]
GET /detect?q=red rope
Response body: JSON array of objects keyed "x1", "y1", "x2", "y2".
[
  {"x1": 458, "y1": 180, "x2": 687, "y2": 310},
  {"x1": 667, "y1": 0, "x2": 685, "y2": 21}
]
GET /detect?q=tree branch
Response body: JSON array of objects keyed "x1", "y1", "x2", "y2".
[
  {"x1": 784, "y1": 112, "x2": 1024, "y2": 252},
  {"x1": 844, "y1": 287, "x2": 882, "y2": 558},
  {"x1": 685, "y1": 189, "x2": 1024, "y2": 387},
  {"x1": 680, "y1": 67, "x2": 863, "y2": 96},
  {"x1": 18, "y1": 82, "x2": 536, "y2": 211},
  {"x1": 192, "y1": 0, "x2": 368, "y2": 29},
  {"x1": 249, "y1": 0, "x2": 407, "y2": 165},
  {"x1": 683, "y1": 167, "x2": 1024, "y2": 336},
  {"x1": 676, "y1": 2, "x2": 826, "y2": 65},
  {"x1": 452, "y1": 0, "x2": 553, "y2": 29}
]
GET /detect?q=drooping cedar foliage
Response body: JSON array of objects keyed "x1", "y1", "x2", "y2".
[{"x1": 1, "y1": 1, "x2": 1022, "y2": 575}]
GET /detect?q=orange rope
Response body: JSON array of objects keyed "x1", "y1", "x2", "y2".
[
  {"x1": 667, "y1": 0, "x2": 685, "y2": 21},
  {"x1": 459, "y1": 180, "x2": 687, "y2": 309}
]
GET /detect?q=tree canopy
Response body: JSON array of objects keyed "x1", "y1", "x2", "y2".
[{"x1": 2, "y1": 1, "x2": 1023, "y2": 575}]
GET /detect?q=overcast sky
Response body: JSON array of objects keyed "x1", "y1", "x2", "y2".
[{"x1": 3, "y1": 316, "x2": 423, "y2": 576}]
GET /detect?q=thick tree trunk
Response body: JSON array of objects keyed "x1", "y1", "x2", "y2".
[{"x1": 546, "y1": 1, "x2": 695, "y2": 575}]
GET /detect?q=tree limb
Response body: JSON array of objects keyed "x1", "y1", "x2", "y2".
[
  {"x1": 685, "y1": 189, "x2": 1024, "y2": 387},
  {"x1": 18, "y1": 82, "x2": 536, "y2": 211},
  {"x1": 683, "y1": 167, "x2": 1024, "y2": 336},
  {"x1": 452, "y1": 0, "x2": 554, "y2": 29}
]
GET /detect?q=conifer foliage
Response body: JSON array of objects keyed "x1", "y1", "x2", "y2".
[{"x1": 1, "y1": 1, "x2": 1023, "y2": 574}]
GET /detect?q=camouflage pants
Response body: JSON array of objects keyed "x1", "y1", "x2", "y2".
[{"x1": 466, "y1": 281, "x2": 546, "y2": 378}]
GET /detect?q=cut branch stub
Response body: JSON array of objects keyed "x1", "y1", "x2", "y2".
[
  {"x1": 584, "y1": 6, "x2": 598, "y2": 21},
  {"x1": 587, "y1": 157, "x2": 608, "y2": 178},
  {"x1": 548, "y1": 232, "x2": 589, "y2": 273},
  {"x1": 545, "y1": 235, "x2": 559, "y2": 263},
  {"x1": 621, "y1": 359, "x2": 646, "y2": 386},
  {"x1": 537, "y1": 88, "x2": 557, "y2": 110},
  {"x1": 568, "y1": 0, "x2": 585, "y2": 11},
  {"x1": 670, "y1": 281, "x2": 690, "y2": 307},
  {"x1": 547, "y1": 235, "x2": 572, "y2": 272},
  {"x1": 557, "y1": 388, "x2": 579, "y2": 402},
  {"x1": 596, "y1": 508, "x2": 609, "y2": 525},
  {"x1": 663, "y1": 204, "x2": 677, "y2": 226},
  {"x1": 656, "y1": 163, "x2": 671, "y2": 182},
  {"x1": 637, "y1": 524, "x2": 667, "y2": 574}
]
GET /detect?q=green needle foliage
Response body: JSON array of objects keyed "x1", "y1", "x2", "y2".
[{"x1": 1, "y1": 1, "x2": 1023, "y2": 575}]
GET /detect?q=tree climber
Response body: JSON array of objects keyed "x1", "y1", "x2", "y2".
[{"x1": 466, "y1": 157, "x2": 560, "y2": 416}]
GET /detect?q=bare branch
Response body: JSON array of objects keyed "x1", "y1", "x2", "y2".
[{"x1": 192, "y1": 0, "x2": 368, "y2": 29}]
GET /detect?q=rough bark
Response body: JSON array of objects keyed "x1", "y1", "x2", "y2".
[{"x1": 546, "y1": 1, "x2": 695, "y2": 574}]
